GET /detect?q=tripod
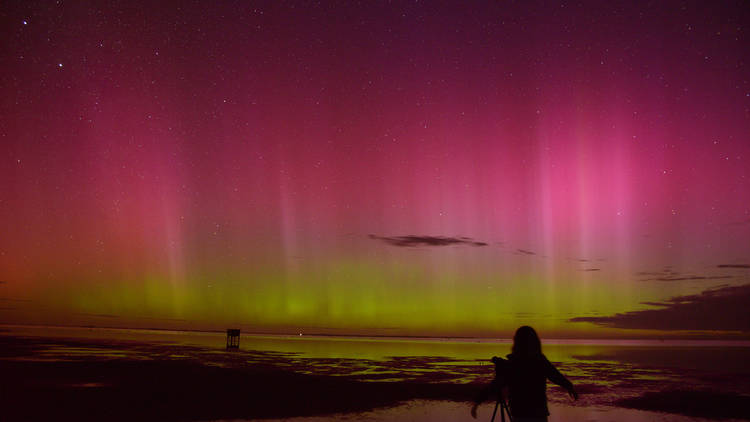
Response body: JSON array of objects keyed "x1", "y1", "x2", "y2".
[{"x1": 490, "y1": 396, "x2": 512, "y2": 422}]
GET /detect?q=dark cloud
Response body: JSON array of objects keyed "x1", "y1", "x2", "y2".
[
  {"x1": 368, "y1": 235, "x2": 487, "y2": 247},
  {"x1": 515, "y1": 249, "x2": 536, "y2": 255},
  {"x1": 636, "y1": 271, "x2": 670, "y2": 276},
  {"x1": 581, "y1": 268, "x2": 601, "y2": 272},
  {"x1": 718, "y1": 264, "x2": 750, "y2": 269},
  {"x1": 637, "y1": 268, "x2": 733, "y2": 282},
  {"x1": 642, "y1": 275, "x2": 733, "y2": 282},
  {"x1": 570, "y1": 284, "x2": 750, "y2": 331},
  {"x1": 637, "y1": 267, "x2": 678, "y2": 276}
]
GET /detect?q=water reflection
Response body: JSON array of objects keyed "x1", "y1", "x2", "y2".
[
  {"x1": 2, "y1": 325, "x2": 749, "y2": 421},
  {"x1": 260, "y1": 400, "x2": 727, "y2": 422}
]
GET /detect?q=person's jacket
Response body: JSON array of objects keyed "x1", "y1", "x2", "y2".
[
  {"x1": 474, "y1": 352, "x2": 573, "y2": 417},
  {"x1": 502, "y1": 352, "x2": 573, "y2": 417}
]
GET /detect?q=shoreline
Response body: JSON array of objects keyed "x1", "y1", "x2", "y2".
[
  {"x1": 2, "y1": 333, "x2": 750, "y2": 421},
  {"x1": 3, "y1": 323, "x2": 749, "y2": 346}
]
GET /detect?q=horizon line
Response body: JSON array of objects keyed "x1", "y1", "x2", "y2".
[{"x1": 2, "y1": 322, "x2": 749, "y2": 343}]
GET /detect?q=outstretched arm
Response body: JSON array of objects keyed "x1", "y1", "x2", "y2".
[{"x1": 544, "y1": 357, "x2": 578, "y2": 400}]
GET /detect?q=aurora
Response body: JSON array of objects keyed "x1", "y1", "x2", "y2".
[{"x1": 1, "y1": 0, "x2": 749, "y2": 340}]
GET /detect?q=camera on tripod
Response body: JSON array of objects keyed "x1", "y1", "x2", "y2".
[
  {"x1": 488, "y1": 356, "x2": 512, "y2": 422},
  {"x1": 491, "y1": 356, "x2": 508, "y2": 378}
]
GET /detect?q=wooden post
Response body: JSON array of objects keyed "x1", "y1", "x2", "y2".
[{"x1": 226, "y1": 329, "x2": 240, "y2": 349}]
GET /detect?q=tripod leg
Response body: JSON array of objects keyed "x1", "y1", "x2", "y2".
[
  {"x1": 500, "y1": 401, "x2": 512, "y2": 422},
  {"x1": 490, "y1": 400, "x2": 499, "y2": 422}
]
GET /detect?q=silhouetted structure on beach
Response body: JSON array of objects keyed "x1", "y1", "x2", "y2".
[{"x1": 226, "y1": 329, "x2": 240, "y2": 349}]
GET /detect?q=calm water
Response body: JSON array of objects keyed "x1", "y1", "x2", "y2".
[{"x1": 3, "y1": 325, "x2": 749, "y2": 421}]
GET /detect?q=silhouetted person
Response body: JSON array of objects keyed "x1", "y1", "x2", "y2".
[{"x1": 471, "y1": 326, "x2": 578, "y2": 421}]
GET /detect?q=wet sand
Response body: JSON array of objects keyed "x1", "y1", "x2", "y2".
[
  {"x1": 1, "y1": 332, "x2": 749, "y2": 421},
  {"x1": 0, "y1": 335, "x2": 475, "y2": 421},
  {"x1": 263, "y1": 400, "x2": 743, "y2": 422}
]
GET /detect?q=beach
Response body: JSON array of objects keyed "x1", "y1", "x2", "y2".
[{"x1": 1, "y1": 326, "x2": 749, "y2": 421}]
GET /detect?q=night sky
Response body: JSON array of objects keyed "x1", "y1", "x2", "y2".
[{"x1": 1, "y1": 1, "x2": 749, "y2": 338}]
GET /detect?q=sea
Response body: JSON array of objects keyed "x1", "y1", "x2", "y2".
[{"x1": 2, "y1": 325, "x2": 749, "y2": 421}]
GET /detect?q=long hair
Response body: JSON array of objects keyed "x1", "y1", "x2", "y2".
[{"x1": 512, "y1": 325, "x2": 542, "y2": 356}]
